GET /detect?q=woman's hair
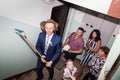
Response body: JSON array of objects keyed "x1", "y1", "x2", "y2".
[{"x1": 89, "y1": 29, "x2": 101, "y2": 42}]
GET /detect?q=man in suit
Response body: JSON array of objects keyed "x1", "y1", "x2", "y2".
[{"x1": 36, "y1": 19, "x2": 62, "y2": 80}]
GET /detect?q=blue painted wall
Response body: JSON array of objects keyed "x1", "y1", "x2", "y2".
[{"x1": 0, "y1": 16, "x2": 41, "y2": 79}]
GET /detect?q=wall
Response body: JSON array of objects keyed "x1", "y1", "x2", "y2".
[
  {"x1": 63, "y1": 0, "x2": 112, "y2": 15},
  {"x1": 0, "y1": 0, "x2": 62, "y2": 27},
  {"x1": 107, "y1": 24, "x2": 120, "y2": 49},
  {"x1": 0, "y1": 16, "x2": 39, "y2": 80},
  {"x1": 63, "y1": 0, "x2": 120, "y2": 19}
]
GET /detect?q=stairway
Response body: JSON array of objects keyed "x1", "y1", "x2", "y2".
[
  {"x1": 5, "y1": 55, "x2": 87, "y2": 80},
  {"x1": 5, "y1": 70, "x2": 37, "y2": 80}
]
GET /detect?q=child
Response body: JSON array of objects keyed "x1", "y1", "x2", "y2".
[
  {"x1": 83, "y1": 46, "x2": 110, "y2": 80},
  {"x1": 63, "y1": 59, "x2": 77, "y2": 80}
]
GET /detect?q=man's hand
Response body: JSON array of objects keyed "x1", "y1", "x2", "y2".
[
  {"x1": 46, "y1": 61, "x2": 53, "y2": 67},
  {"x1": 41, "y1": 55, "x2": 46, "y2": 63}
]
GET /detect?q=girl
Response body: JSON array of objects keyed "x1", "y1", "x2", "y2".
[{"x1": 80, "y1": 29, "x2": 101, "y2": 66}]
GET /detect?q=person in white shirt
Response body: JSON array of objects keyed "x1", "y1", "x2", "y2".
[{"x1": 63, "y1": 59, "x2": 77, "y2": 80}]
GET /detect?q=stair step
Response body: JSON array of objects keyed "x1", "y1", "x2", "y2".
[{"x1": 16, "y1": 70, "x2": 36, "y2": 80}]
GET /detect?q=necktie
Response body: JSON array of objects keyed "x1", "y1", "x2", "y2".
[
  {"x1": 44, "y1": 36, "x2": 49, "y2": 55},
  {"x1": 70, "y1": 71, "x2": 72, "y2": 75}
]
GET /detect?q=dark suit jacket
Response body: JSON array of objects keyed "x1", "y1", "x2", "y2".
[{"x1": 36, "y1": 32, "x2": 62, "y2": 63}]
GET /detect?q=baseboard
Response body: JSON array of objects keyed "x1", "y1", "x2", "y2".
[{"x1": 4, "y1": 68, "x2": 35, "y2": 80}]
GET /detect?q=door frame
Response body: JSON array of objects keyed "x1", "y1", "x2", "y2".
[{"x1": 105, "y1": 55, "x2": 120, "y2": 80}]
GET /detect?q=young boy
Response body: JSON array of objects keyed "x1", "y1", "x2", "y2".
[
  {"x1": 63, "y1": 59, "x2": 77, "y2": 80},
  {"x1": 83, "y1": 46, "x2": 110, "y2": 80}
]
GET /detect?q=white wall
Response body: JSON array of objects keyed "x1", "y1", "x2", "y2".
[
  {"x1": 63, "y1": 0, "x2": 112, "y2": 14},
  {"x1": 0, "y1": 0, "x2": 62, "y2": 27},
  {"x1": 107, "y1": 24, "x2": 120, "y2": 49}
]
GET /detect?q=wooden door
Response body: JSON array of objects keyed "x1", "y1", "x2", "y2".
[{"x1": 51, "y1": 5, "x2": 69, "y2": 37}]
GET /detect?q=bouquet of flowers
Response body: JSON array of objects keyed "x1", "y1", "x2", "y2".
[{"x1": 62, "y1": 44, "x2": 70, "y2": 51}]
